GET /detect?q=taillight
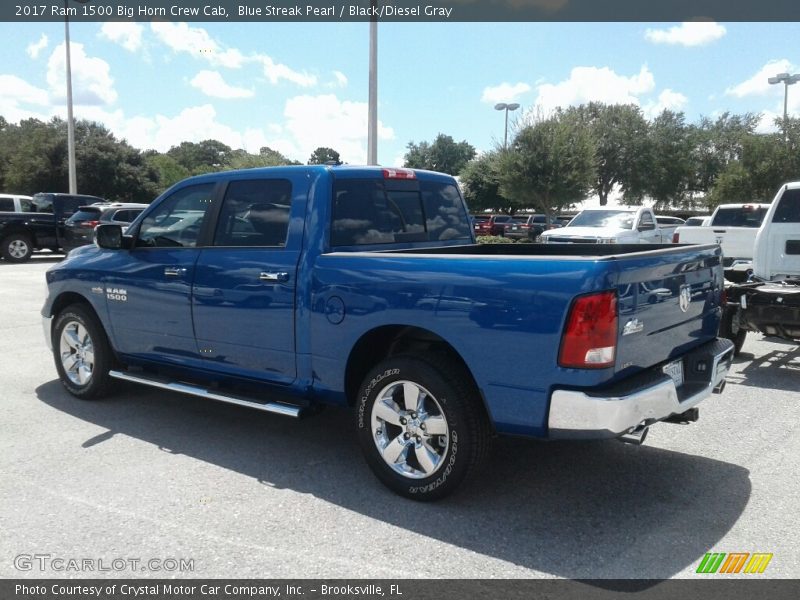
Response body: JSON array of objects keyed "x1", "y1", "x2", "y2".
[
  {"x1": 383, "y1": 168, "x2": 416, "y2": 180},
  {"x1": 558, "y1": 291, "x2": 618, "y2": 369},
  {"x1": 81, "y1": 220, "x2": 99, "y2": 228},
  {"x1": 672, "y1": 232, "x2": 680, "y2": 243}
]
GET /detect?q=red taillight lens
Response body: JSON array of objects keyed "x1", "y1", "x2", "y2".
[
  {"x1": 558, "y1": 291, "x2": 618, "y2": 369},
  {"x1": 672, "y1": 232, "x2": 680, "y2": 243},
  {"x1": 81, "y1": 220, "x2": 99, "y2": 228}
]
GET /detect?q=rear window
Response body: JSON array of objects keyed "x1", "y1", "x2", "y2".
[
  {"x1": 773, "y1": 189, "x2": 800, "y2": 223},
  {"x1": 67, "y1": 207, "x2": 103, "y2": 223},
  {"x1": 331, "y1": 179, "x2": 471, "y2": 246},
  {"x1": 712, "y1": 206, "x2": 768, "y2": 227}
]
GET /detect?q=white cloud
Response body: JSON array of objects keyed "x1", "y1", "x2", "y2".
[
  {"x1": 280, "y1": 94, "x2": 395, "y2": 164},
  {"x1": 481, "y1": 82, "x2": 531, "y2": 105},
  {"x1": 725, "y1": 59, "x2": 795, "y2": 98},
  {"x1": 46, "y1": 42, "x2": 117, "y2": 106},
  {"x1": 534, "y1": 65, "x2": 655, "y2": 113},
  {"x1": 643, "y1": 89, "x2": 688, "y2": 118},
  {"x1": 26, "y1": 34, "x2": 48, "y2": 59},
  {"x1": 644, "y1": 21, "x2": 726, "y2": 47},
  {"x1": 756, "y1": 111, "x2": 781, "y2": 134},
  {"x1": 256, "y1": 56, "x2": 317, "y2": 87},
  {"x1": 0, "y1": 75, "x2": 51, "y2": 122},
  {"x1": 190, "y1": 70, "x2": 255, "y2": 99},
  {"x1": 100, "y1": 23, "x2": 144, "y2": 52},
  {"x1": 332, "y1": 71, "x2": 348, "y2": 87}
]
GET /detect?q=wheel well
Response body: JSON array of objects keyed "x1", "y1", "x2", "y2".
[
  {"x1": 50, "y1": 292, "x2": 95, "y2": 321},
  {"x1": 344, "y1": 326, "x2": 486, "y2": 415}
]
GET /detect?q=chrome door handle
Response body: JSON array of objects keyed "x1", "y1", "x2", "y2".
[
  {"x1": 164, "y1": 267, "x2": 187, "y2": 277},
  {"x1": 260, "y1": 271, "x2": 289, "y2": 282}
]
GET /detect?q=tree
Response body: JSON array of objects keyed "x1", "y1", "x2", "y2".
[
  {"x1": 144, "y1": 153, "x2": 190, "y2": 191},
  {"x1": 307, "y1": 146, "x2": 341, "y2": 165},
  {"x1": 166, "y1": 140, "x2": 232, "y2": 174},
  {"x1": 564, "y1": 103, "x2": 650, "y2": 205},
  {"x1": 403, "y1": 133, "x2": 476, "y2": 175},
  {"x1": 225, "y1": 147, "x2": 300, "y2": 169},
  {"x1": 459, "y1": 151, "x2": 514, "y2": 213},
  {"x1": 645, "y1": 110, "x2": 694, "y2": 209},
  {"x1": 497, "y1": 112, "x2": 595, "y2": 217}
]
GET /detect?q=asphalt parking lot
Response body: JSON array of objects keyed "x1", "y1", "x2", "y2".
[{"x1": 1, "y1": 256, "x2": 798, "y2": 580}]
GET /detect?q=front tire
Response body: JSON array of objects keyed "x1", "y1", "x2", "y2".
[
  {"x1": 53, "y1": 304, "x2": 113, "y2": 399},
  {"x1": 720, "y1": 306, "x2": 747, "y2": 356},
  {"x1": 356, "y1": 354, "x2": 491, "y2": 501},
  {"x1": 1, "y1": 233, "x2": 33, "y2": 262}
]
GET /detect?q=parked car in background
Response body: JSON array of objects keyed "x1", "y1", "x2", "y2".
[
  {"x1": 672, "y1": 203, "x2": 771, "y2": 282},
  {"x1": 62, "y1": 203, "x2": 149, "y2": 252},
  {"x1": 540, "y1": 207, "x2": 672, "y2": 244},
  {"x1": 0, "y1": 194, "x2": 34, "y2": 213},
  {"x1": 0, "y1": 192, "x2": 107, "y2": 262},
  {"x1": 505, "y1": 214, "x2": 561, "y2": 241},
  {"x1": 471, "y1": 214, "x2": 491, "y2": 236},
  {"x1": 655, "y1": 216, "x2": 685, "y2": 243},
  {"x1": 488, "y1": 214, "x2": 514, "y2": 236},
  {"x1": 682, "y1": 216, "x2": 710, "y2": 227}
]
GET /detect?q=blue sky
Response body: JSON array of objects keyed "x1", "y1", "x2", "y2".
[{"x1": 2, "y1": 21, "x2": 799, "y2": 166}]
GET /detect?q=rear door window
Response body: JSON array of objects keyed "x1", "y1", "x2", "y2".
[
  {"x1": 0, "y1": 198, "x2": 13, "y2": 211},
  {"x1": 213, "y1": 179, "x2": 292, "y2": 247}
]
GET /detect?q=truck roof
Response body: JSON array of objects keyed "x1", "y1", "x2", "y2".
[{"x1": 177, "y1": 165, "x2": 457, "y2": 186}]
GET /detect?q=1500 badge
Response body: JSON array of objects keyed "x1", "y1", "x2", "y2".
[{"x1": 106, "y1": 287, "x2": 127, "y2": 302}]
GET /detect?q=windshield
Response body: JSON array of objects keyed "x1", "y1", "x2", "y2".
[{"x1": 567, "y1": 210, "x2": 635, "y2": 229}]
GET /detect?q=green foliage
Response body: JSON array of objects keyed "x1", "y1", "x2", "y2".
[
  {"x1": 307, "y1": 146, "x2": 341, "y2": 165},
  {"x1": 497, "y1": 111, "x2": 595, "y2": 217},
  {"x1": 144, "y1": 153, "x2": 190, "y2": 192},
  {"x1": 404, "y1": 133, "x2": 476, "y2": 175},
  {"x1": 226, "y1": 146, "x2": 300, "y2": 169},
  {"x1": 166, "y1": 139, "x2": 232, "y2": 175},
  {"x1": 460, "y1": 151, "x2": 516, "y2": 214},
  {"x1": 476, "y1": 235, "x2": 519, "y2": 244}
]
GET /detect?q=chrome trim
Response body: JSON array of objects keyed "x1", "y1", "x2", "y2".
[
  {"x1": 260, "y1": 271, "x2": 289, "y2": 282},
  {"x1": 42, "y1": 315, "x2": 53, "y2": 351},
  {"x1": 109, "y1": 370, "x2": 302, "y2": 417},
  {"x1": 548, "y1": 339, "x2": 734, "y2": 439}
]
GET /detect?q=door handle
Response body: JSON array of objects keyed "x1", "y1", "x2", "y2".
[
  {"x1": 260, "y1": 271, "x2": 289, "y2": 282},
  {"x1": 164, "y1": 267, "x2": 187, "y2": 277}
]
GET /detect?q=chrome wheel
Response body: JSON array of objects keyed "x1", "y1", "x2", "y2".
[
  {"x1": 8, "y1": 239, "x2": 30, "y2": 259},
  {"x1": 59, "y1": 320, "x2": 95, "y2": 386},
  {"x1": 370, "y1": 380, "x2": 449, "y2": 479}
]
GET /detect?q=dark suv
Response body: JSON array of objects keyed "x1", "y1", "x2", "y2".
[
  {"x1": 63, "y1": 203, "x2": 148, "y2": 252},
  {"x1": 505, "y1": 214, "x2": 561, "y2": 241}
]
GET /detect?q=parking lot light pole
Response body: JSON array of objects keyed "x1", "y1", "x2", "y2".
[
  {"x1": 65, "y1": 0, "x2": 91, "y2": 194},
  {"x1": 367, "y1": 1, "x2": 378, "y2": 165},
  {"x1": 494, "y1": 102, "x2": 520, "y2": 149},
  {"x1": 768, "y1": 72, "x2": 800, "y2": 141}
]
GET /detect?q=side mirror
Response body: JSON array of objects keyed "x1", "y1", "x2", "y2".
[{"x1": 94, "y1": 224, "x2": 125, "y2": 249}]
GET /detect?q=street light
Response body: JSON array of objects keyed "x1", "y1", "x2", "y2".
[
  {"x1": 64, "y1": 0, "x2": 92, "y2": 194},
  {"x1": 494, "y1": 102, "x2": 520, "y2": 149},
  {"x1": 767, "y1": 72, "x2": 800, "y2": 141}
]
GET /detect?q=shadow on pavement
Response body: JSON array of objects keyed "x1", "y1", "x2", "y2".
[
  {"x1": 730, "y1": 343, "x2": 800, "y2": 392},
  {"x1": 37, "y1": 379, "x2": 751, "y2": 582}
]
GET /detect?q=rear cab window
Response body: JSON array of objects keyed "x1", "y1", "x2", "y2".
[
  {"x1": 712, "y1": 206, "x2": 768, "y2": 227},
  {"x1": 773, "y1": 189, "x2": 800, "y2": 223},
  {"x1": 330, "y1": 176, "x2": 471, "y2": 247}
]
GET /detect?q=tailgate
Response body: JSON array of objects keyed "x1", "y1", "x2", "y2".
[
  {"x1": 614, "y1": 245, "x2": 723, "y2": 376},
  {"x1": 713, "y1": 227, "x2": 757, "y2": 263}
]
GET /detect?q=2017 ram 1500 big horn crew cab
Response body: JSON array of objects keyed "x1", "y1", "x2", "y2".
[{"x1": 42, "y1": 166, "x2": 734, "y2": 499}]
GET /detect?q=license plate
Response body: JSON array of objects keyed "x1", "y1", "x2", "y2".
[{"x1": 663, "y1": 359, "x2": 684, "y2": 388}]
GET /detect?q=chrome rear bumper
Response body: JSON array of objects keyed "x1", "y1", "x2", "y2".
[{"x1": 548, "y1": 338, "x2": 734, "y2": 439}]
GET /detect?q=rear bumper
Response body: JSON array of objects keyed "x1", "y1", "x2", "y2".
[{"x1": 548, "y1": 338, "x2": 734, "y2": 439}]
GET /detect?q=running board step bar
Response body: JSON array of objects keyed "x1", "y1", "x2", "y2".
[{"x1": 109, "y1": 370, "x2": 303, "y2": 418}]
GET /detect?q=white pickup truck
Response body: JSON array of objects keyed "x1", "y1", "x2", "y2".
[
  {"x1": 721, "y1": 184, "x2": 800, "y2": 354},
  {"x1": 672, "y1": 203, "x2": 771, "y2": 282},
  {"x1": 539, "y1": 207, "x2": 673, "y2": 244}
]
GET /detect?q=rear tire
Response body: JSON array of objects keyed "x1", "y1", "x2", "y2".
[
  {"x1": 53, "y1": 304, "x2": 114, "y2": 399},
  {"x1": 1, "y1": 233, "x2": 33, "y2": 262},
  {"x1": 356, "y1": 354, "x2": 491, "y2": 501},
  {"x1": 720, "y1": 306, "x2": 747, "y2": 356}
]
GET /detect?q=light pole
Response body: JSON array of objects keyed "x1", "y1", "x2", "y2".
[
  {"x1": 64, "y1": 0, "x2": 91, "y2": 194},
  {"x1": 768, "y1": 72, "x2": 800, "y2": 141},
  {"x1": 494, "y1": 102, "x2": 520, "y2": 149},
  {"x1": 367, "y1": 1, "x2": 378, "y2": 165}
]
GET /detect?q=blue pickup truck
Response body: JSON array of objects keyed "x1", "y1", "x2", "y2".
[{"x1": 42, "y1": 165, "x2": 734, "y2": 499}]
